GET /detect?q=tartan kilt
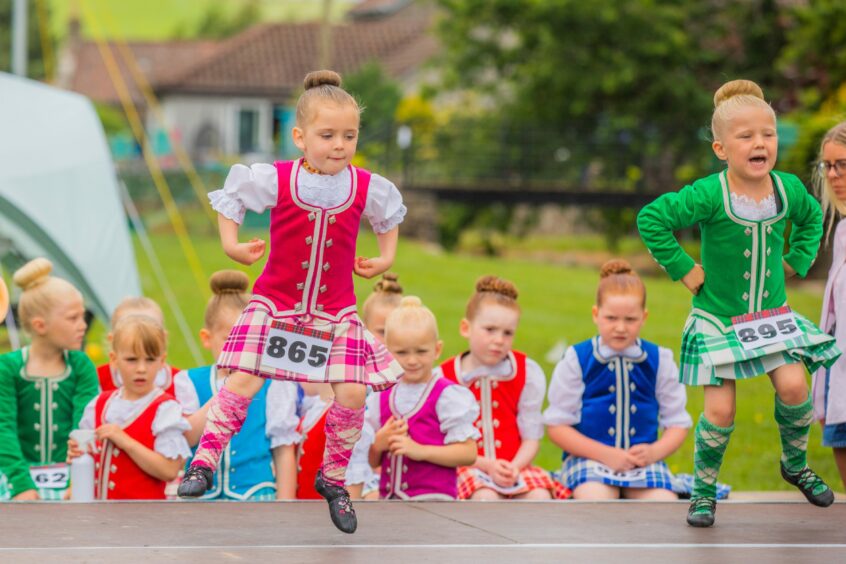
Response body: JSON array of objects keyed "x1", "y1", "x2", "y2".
[
  {"x1": 680, "y1": 310, "x2": 840, "y2": 386},
  {"x1": 561, "y1": 456, "x2": 674, "y2": 491},
  {"x1": 456, "y1": 465, "x2": 570, "y2": 499},
  {"x1": 0, "y1": 471, "x2": 67, "y2": 501},
  {"x1": 217, "y1": 299, "x2": 403, "y2": 391}
]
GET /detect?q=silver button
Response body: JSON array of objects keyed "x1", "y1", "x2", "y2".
[
  {"x1": 494, "y1": 440, "x2": 502, "y2": 448},
  {"x1": 319, "y1": 285, "x2": 327, "y2": 294},
  {"x1": 301, "y1": 261, "x2": 310, "y2": 269},
  {"x1": 386, "y1": 467, "x2": 392, "y2": 474},
  {"x1": 34, "y1": 423, "x2": 40, "y2": 430},
  {"x1": 110, "y1": 465, "x2": 117, "y2": 473},
  {"x1": 491, "y1": 381, "x2": 498, "y2": 389},
  {"x1": 328, "y1": 216, "x2": 336, "y2": 224},
  {"x1": 744, "y1": 249, "x2": 751, "y2": 258},
  {"x1": 766, "y1": 269, "x2": 771, "y2": 278},
  {"x1": 52, "y1": 383, "x2": 59, "y2": 391},
  {"x1": 308, "y1": 212, "x2": 316, "y2": 221},
  {"x1": 52, "y1": 403, "x2": 58, "y2": 409},
  {"x1": 231, "y1": 450, "x2": 237, "y2": 456},
  {"x1": 609, "y1": 405, "x2": 616, "y2": 414},
  {"x1": 315, "y1": 305, "x2": 324, "y2": 312},
  {"x1": 295, "y1": 302, "x2": 302, "y2": 311},
  {"x1": 743, "y1": 292, "x2": 749, "y2": 300},
  {"x1": 492, "y1": 400, "x2": 499, "y2": 408},
  {"x1": 474, "y1": 382, "x2": 480, "y2": 389},
  {"x1": 493, "y1": 419, "x2": 500, "y2": 428},
  {"x1": 297, "y1": 282, "x2": 305, "y2": 290},
  {"x1": 108, "y1": 481, "x2": 115, "y2": 490},
  {"x1": 630, "y1": 427, "x2": 636, "y2": 436},
  {"x1": 323, "y1": 262, "x2": 330, "y2": 272},
  {"x1": 403, "y1": 465, "x2": 408, "y2": 472},
  {"x1": 35, "y1": 445, "x2": 41, "y2": 451},
  {"x1": 745, "y1": 227, "x2": 752, "y2": 236},
  {"x1": 763, "y1": 290, "x2": 769, "y2": 298},
  {"x1": 52, "y1": 424, "x2": 58, "y2": 431},
  {"x1": 401, "y1": 482, "x2": 408, "y2": 490},
  {"x1": 305, "y1": 236, "x2": 313, "y2": 245},
  {"x1": 630, "y1": 383, "x2": 636, "y2": 391},
  {"x1": 766, "y1": 226, "x2": 772, "y2": 234},
  {"x1": 631, "y1": 405, "x2": 637, "y2": 413},
  {"x1": 34, "y1": 403, "x2": 40, "y2": 411},
  {"x1": 325, "y1": 239, "x2": 333, "y2": 248},
  {"x1": 767, "y1": 248, "x2": 772, "y2": 256},
  {"x1": 743, "y1": 271, "x2": 751, "y2": 280},
  {"x1": 113, "y1": 449, "x2": 120, "y2": 457},
  {"x1": 608, "y1": 428, "x2": 615, "y2": 436},
  {"x1": 608, "y1": 385, "x2": 615, "y2": 393}
]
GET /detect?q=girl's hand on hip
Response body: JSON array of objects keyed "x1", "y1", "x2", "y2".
[
  {"x1": 783, "y1": 260, "x2": 796, "y2": 278},
  {"x1": 354, "y1": 256, "x2": 390, "y2": 279},
  {"x1": 681, "y1": 264, "x2": 705, "y2": 295},
  {"x1": 225, "y1": 238, "x2": 266, "y2": 265}
]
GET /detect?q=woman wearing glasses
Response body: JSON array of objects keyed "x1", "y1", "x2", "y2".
[{"x1": 813, "y1": 121, "x2": 846, "y2": 490}]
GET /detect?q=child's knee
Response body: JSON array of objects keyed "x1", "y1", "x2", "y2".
[
  {"x1": 332, "y1": 382, "x2": 366, "y2": 409},
  {"x1": 470, "y1": 488, "x2": 502, "y2": 501},
  {"x1": 703, "y1": 405, "x2": 735, "y2": 428}
]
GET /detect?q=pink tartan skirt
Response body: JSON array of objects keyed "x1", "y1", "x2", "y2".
[
  {"x1": 456, "y1": 465, "x2": 571, "y2": 500},
  {"x1": 217, "y1": 298, "x2": 403, "y2": 391}
]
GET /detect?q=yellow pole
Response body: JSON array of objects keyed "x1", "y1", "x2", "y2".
[{"x1": 83, "y1": 2, "x2": 209, "y2": 298}]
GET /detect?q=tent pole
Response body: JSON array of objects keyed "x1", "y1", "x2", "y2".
[{"x1": 119, "y1": 181, "x2": 205, "y2": 365}]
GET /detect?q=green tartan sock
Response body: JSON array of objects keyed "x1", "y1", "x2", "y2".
[
  {"x1": 692, "y1": 414, "x2": 734, "y2": 503},
  {"x1": 774, "y1": 394, "x2": 814, "y2": 474}
]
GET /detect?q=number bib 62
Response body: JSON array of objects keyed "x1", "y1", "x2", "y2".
[
  {"x1": 731, "y1": 306, "x2": 803, "y2": 351},
  {"x1": 29, "y1": 463, "x2": 69, "y2": 489},
  {"x1": 260, "y1": 322, "x2": 332, "y2": 378}
]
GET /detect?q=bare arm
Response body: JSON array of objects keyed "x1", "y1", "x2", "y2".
[
  {"x1": 273, "y1": 444, "x2": 297, "y2": 500},
  {"x1": 388, "y1": 435, "x2": 477, "y2": 468},
  {"x1": 218, "y1": 214, "x2": 266, "y2": 265},
  {"x1": 510, "y1": 438, "x2": 540, "y2": 471},
  {"x1": 354, "y1": 227, "x2": 398, "y2": 279}
]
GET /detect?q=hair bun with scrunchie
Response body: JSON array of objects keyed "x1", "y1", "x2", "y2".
[
  {"x1": 209, "y1": 270, "x2": 250, "y2": 295},
  {"x1": 713, "y1": 79, "x2": 765, "y2": 108},
  {"x1": 373, "y1": 272, "x2": 403, "y2": 295},
  {"x1": 599, "y1": 259, "x2": 635, "y2": 279},
  {"x1": 304, "y1": 70, "x2": 342, "y2": 90},
  {"x1": 13, "y1": 257, "x2": 53, "y2": 291}
]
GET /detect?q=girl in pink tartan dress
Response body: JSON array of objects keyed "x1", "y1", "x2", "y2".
[{"x1": 179, "y1": 70, "x2": 405, "y2": 534}]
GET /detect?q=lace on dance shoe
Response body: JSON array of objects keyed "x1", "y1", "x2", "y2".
[
  {"x1": 177, "y1": 465, "x2": 213, "y2": 498},
  {"x1": 686, "y1": 497, "x2": 716, "y2": 528},
  {"x1": 315, "y1": 470, "x2": 358, "y2": 534},
  {"x1": 780, "y1": 464, "x2": 835, "y2": 507}
]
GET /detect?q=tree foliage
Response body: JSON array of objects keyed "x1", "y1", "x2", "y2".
[
  {"x1": 171, "y1": 0, "x2": 262, "y2": 39},
  {"x1": 0, "y1": 0, "x2": 54, "y2": 80}
]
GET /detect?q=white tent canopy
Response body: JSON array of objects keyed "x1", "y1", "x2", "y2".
[{"x1": 0, "y1": 72, "x2": 140, "y2": 323}]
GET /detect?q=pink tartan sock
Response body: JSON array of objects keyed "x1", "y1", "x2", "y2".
[
  {"x1": 192, "y1": 387, "x2": 251, "y2": 471},
  {"x1": 321, "y1": 401, "x2": 365, "y2": 487}
]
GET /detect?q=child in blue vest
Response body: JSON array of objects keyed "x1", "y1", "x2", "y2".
[
  {"x1": 181, "y1": 271, "x2": 301, "y2": 500},
  {"x1": 544, "y1": 260, "x2": 692, "y2": 499}
]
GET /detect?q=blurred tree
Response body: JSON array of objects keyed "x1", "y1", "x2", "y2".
[
  {"x1": 344, "y1": 62, "x2": 403, "y2": 170},
  {"x1": 171, "y1": 0, "x2": 262, "y2": 39},
  {"x1": 0, "y1": 0, "x2": 54, "y2": 80}
]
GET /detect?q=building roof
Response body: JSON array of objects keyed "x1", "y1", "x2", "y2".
[
  {"x1": 65, "y1": 40, "x2": 219, "y2": 106},
  {"x1": 66, "y1": 1, "x2": 437, "y2": 105}
]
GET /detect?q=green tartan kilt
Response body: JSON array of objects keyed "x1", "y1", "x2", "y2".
[
  {"x1": 680, "y1": 310, "x2": 841, "y2": 386},
  {"x1": 0, "y1": 471, "x2": 68, "y2": 501}
]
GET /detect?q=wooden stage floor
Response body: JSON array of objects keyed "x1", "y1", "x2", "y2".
[{"x1": 0, "y1": 500, "x2": 843, "y2": 563}]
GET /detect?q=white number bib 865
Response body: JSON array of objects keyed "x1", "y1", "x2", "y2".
[
  {"x1": 260, "y1": 323, "x2": 331, "y2": 378},
  {"x1": 731, "y1": 306, "x2": 803, "y2": 351}
]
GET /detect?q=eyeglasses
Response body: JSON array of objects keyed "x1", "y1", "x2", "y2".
[{"x1": 818, "y1": 159, "x2": 846, "y2": 177}]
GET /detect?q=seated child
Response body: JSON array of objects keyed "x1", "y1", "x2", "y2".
[
  {"x1": 0, "y1": 258, "x2": 98, "y2": 500},
  {"x1": 181, "y1": 270, "x2": 301, "y2": 500},
  {"x1": 440, "y1": 276, "x2": 563, "y2": 500},
  {"x1": 69, "y1": 315, "x2": 191, "y2": 499},
  {"x1": 544, "y1": 260, "x2": 692, "y2": 499},
  {"x1": 367, "y1": 296, "x2": 478, "y2": 499}
]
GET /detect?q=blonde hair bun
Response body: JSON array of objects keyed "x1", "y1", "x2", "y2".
[
  {"x1": 399, "y1": 295, "x2": 423, "y2": 308},
  {"x1": 374, "y1": 272, "x2": 403, "y2": 295},
  {"x1": 304, "y1": 70, "x2": 342, "y2": 90},
  {"x1": 600, "y1": 259, "x2": 635, "y2": 279},
  {"x1": 714, "y1": 79, "x2": 765, "y2": 107},
  {"x1": 13, "y1": 258, "x2": 53, "y2": 291},
  {"x1": 475, "y1": 275, "x2": 518, "y2": 301},
  {"x1": 210, "y1": 270, "x2": 250, "y2": 295}
]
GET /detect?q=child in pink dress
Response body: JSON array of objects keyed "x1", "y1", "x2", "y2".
[{"x1": 179, "y1": 70, "x2": 405, "y2": 534}]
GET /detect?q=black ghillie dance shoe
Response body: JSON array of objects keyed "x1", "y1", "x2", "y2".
[
  {"x1": 686, "y1": 497, "x2": 716, "y2": 528},
  {"x1": 781, "y1": 463, "x2": 835, "y2": 507},
  {"x1": 177, "y1": 465, "x2": 213, "y2": 498},
  {"x1": 315, "y1": 470, "x2": 357, "y2": 534}
]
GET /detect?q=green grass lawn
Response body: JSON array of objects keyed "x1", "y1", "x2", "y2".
[{"x1": 119, "y1": 220, "x2": 842, "y2": 493}]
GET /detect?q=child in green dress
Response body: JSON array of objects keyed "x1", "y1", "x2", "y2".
[
  {"x1": 0, "y1": 258, "x2": 98, "y2": 500},
  {"x1": 638, "y1": 79, "x2": 839, "y2": 527}
]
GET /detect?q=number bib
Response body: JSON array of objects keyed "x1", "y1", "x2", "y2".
[
  {"x1": 593, "y1": 463, "x2": 646, "y2": 483},
  {"x1": 260, "y1": 321, "x2": 333, "y2": 379},
  {"x1": 29, "y1": 463, "x2": 69, "y2": 489},
  {"x1": 731, "y1": 306, "x2": 803, "y2": 351}
]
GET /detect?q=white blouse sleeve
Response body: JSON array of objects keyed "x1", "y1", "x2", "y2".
[
  {"x1": 436, "y1": 385, "x2": 481, "y2": 444},
  {"x1": 79, "y1": 396, "x2": 97, "y2": 430},
  {"x1": 516, "y1": 358, "x2": 547, "y2": 440},
  {"x1": 345, "y1": 420, "x2": 376, "y2": 486},
  {"x1": 364, "y1": 390, "x2": 383, "y2": 433},
  {"x1": 655, "y1": 347, "x2": 693, "y2": 429},
  {"x1": 542, "y1": 347, "x2": 585, "y2": 427},
  {"x1": 208, "y1": 163, "x2": 279, "y2": 224},
  {"x1": 151, "y1": 400, "x2": 193, "y2": 460},
  {"x1": 265, "y1": 381, "x2": 302, "y2": 448},
  {"x1": 172, "y1": 370, "x2": 200, "y2": 415},
  {"x1": 363, "y1": 173, "x2": 407, "y2": 234}
]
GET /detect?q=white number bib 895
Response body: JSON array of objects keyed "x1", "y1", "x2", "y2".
[
  {"x1": 261, "y1": 322, "x2": 331, "y2": 378},
  {"x1": 731, "y1": 306, "x2": 803, "y2": 351},
  {"x1": 29, "y1": 463, "x2": 69, "y2": 489}
]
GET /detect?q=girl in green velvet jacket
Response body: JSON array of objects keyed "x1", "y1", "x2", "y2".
[{"x1": 638, "y1": 79, "x2": 839, "y2": 527}]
